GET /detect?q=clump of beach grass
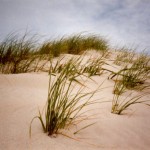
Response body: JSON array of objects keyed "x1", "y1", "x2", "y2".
[
  {"x1": 82, "y1": 56, "x2": 105, "y2": 77},
  {"x1": 110, "y1": 51, "x2": 150, "y2": 90},
  {"x1": 0, "y1": 32, "x2": 50, "y2": 74},
  {"x1": 111, "y1": 51, "x2": 150, "y2": 114},
  {"x1": 30, "y1": 67, "x2": 98, "y2": 136},
  {"x1": 50, "y1": 53, "x2": 107, "y2": 81},
  {"x1": 111, "y1": 91, "x2": 150, "y2": 115},
  {"x1": 50, "y1": 56, "x2": 82, "y2": 74},
  {"x1": 38, "y1": 34, "x2": 109, "y2": 57},
  {"x1": 0, "y1": 32, "x2": 109, "y2": 74},
  {"x1": 49, "y1": 56, "x2": 86, "y2": 85},
  {"x1": 114, "y1": 47, "x2": 135, "y2": 66}
]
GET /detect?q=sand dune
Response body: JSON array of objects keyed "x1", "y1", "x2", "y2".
[{"x1": 0, "y1": 52, "x2": 150, "y2": 150}]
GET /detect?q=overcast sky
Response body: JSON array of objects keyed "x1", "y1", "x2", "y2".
[{"x1": 0, "y1": 0, "x2": 150, "y2": 52}]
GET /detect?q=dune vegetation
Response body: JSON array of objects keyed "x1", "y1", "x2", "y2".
[
  {"x1": 0, "y1": 33, "x2": 108, "y2": 74},
  {"x1": 0, "y1": 32, "x2": 150, "y2": 137}
]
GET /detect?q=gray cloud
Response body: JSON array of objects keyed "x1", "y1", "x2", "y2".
[{"x1": 0, "y1": 0, "x2": 150, "y2": 52}]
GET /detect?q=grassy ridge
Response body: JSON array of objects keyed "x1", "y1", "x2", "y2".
[
  {"x1": 0, "y1": 33, "x2": 108, "y2": 73},
  {"x1": 38, "y1": 34, "x2": 108, "y2": 57}
]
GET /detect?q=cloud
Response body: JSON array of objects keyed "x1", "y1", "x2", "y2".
[{"x1": 0, "y1": 0, "x2": 150, "y2": 52}]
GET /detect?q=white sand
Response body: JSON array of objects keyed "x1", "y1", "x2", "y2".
[{"x1": 0, "y1": 52, "x2": 150, "y2": 150}]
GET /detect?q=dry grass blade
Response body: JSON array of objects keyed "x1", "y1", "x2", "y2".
[{"x1": 74, "y1": 122, "x2": 96, "y2": 134}]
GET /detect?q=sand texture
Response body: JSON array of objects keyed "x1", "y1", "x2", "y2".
[{"x1": 0, "y1": 52, "x2": 150, "y2": 150}]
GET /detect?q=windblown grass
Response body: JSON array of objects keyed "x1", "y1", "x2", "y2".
[
  {"x1": 50, "y1": 56, "x2": 83, "y2": 75},
  {"x1": 0, "y1": 32, "x2": 109, "y2": 74},
  {"x1": 38, "y1": 34, "x2": 108, "y2": 57},
  {"x1": 82, "y1": 56, "x2": 105, "y2": 77},
  {"x1": 0, "y1": 33, "x2": 50, "y2": 73},
  {"x1": 111, "y1": 91, "x2": 150, "y2": 115},
  {"x1": 111, "y1": 50, "x2": 150, "y2": 114},
  {"x1": 110, "y1": 51, "x2": 150, "y2": 90},
  {"x1": 51, "y1": 52, "x2": 108, "y2": 77},
  {"x1": 114, "y1": 47, "x2": 135, "y2": 66},
  {"x1": 49, "y1": 56, "x2": 87, "y2": 86},
  {"x1": 30, "y1": 68, "x2": 98, "y2": 136}
]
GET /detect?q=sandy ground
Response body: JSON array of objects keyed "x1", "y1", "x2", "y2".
[{"x1": 0, "y1": 52, "x2": 150, "y2": 150}]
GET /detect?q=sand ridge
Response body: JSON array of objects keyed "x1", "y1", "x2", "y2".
[{"x1": 0, "y1": 52, "x2": 150, "y2": 150}]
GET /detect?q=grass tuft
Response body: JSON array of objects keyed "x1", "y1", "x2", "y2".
[
  {"x1": 38, "y1": 34, "x2": 108, "y2": 57},
  {"x1": 82, "y1": 56, "x2": 105, "y2": 77},
  {"x1": 0, "y1": 33, "x2": 50, "y2": 74},
  {"x1": 30, "y1": 69, "x2": 98, "y2": 136},
  {"x1": 110, "y1": 51, "x2": 150, "y2": 90},
  {"x1": 111, "y1": 92, "x2": 150, "y2": 115},
  {"x1": 114, "y1": 47, "x2": 135, "y2": 66}
]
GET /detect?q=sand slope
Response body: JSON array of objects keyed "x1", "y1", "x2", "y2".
[{"x1": 0, "y1": 53, "x2": 150, "y2": 150}]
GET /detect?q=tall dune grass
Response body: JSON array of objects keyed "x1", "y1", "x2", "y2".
[
  {"x1": 0, "y1": 33, "x2": 49, "y2": 73},
  {"x1": 30, "y1": 67, "x2": 98, "y2": 136},
  {"x1": 110, "y1": 51, "x2": 150, "y2": 90},
  {"x1": 38, "y1": 34, "x2": 108, "y2": 57},
  {"x1": 0, "y1": 32, "x2": 108, "y2": 74},
  {"x1": 0, "y1": 33, "x2": 34, "y2": 73},
  {"x1": 111, "y1": 50, "x2": 150, "y2": 114}
]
